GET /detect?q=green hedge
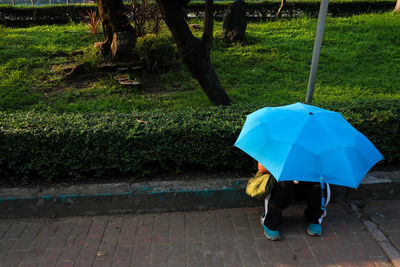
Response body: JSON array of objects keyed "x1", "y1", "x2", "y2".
[
  {"x1": 0, "y1": 4, "x2": 96, "y2": 26},
  {"x1": 0, "y1": 1, "x2": 396, "y2": 26},
  {"x1": 188, "y1": 1, "x2": 396, "y2": 19},
  {"x1": 0, "y1": 99, "x2": 399, "y2": 185}
]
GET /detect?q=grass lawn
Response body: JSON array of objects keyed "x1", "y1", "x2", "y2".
[{"x1": 0, "y1": 12, "x2": 399, "y2": 114}]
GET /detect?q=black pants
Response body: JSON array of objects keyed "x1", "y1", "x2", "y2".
[{"x1": 264, "y1": 181, "x2": 328, "y2": 231}]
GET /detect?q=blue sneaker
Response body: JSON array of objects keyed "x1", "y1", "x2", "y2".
[
  {"x1": 307, "y1": 223, "x2": 322, "y2": 236},
  {"x1": 263, "y1": 225, "x2": 281, "y2": 241}
]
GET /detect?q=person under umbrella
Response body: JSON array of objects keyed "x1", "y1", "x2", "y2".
[
  {"x1": 258, "y1": 162, "x2": 330, "y2": 241},
  {"x1": 235, "y1": 103, "x2": 383, "y2": 241}
]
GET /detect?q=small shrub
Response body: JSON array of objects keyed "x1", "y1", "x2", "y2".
[
  {"x1": 80, "y1": 9, "x2": 101, "y2": 42},
  {"x1": 128, "y1": 0, "x2": 162, "y2": 37},
  {"x1": 135, "y1": 33, "x2": 176, "y2": 71}
]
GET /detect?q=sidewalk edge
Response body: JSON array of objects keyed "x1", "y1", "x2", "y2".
[{"x1": 351, "y1": 201, "x2": 400, "y2": 267}]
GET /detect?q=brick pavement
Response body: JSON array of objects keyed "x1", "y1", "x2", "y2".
[{"x1": 0, "y1": 202, "x2": 395, "y2": 267}]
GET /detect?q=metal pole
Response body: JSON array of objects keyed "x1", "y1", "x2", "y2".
[{"x1": 305, "y1": 0, "x2": 329, "y2": 104}]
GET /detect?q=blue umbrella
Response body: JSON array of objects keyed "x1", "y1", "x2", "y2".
[{"x1": 234, "y1": 102, "x2": 384, "y2": 189}]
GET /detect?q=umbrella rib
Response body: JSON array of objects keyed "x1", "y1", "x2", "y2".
[{"x1": 275, "y1": 117, "x2": 312, "y2": 180}]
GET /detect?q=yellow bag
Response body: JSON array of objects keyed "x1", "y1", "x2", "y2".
[{"x1": 246, "y1": 172, "x2": 277, "y2": 199}]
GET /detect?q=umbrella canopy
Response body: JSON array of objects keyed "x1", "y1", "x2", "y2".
[{"x1": 234, "y1": 102, "x2": 384, "y2": 188}]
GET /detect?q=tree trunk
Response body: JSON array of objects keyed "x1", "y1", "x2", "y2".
[
  {"x1": 155, "y1": 0, "x2": 231, "y2": 105},
  {"x1": 395, "y1": 0, "x2": 400, "y2": 12},
  {"x1": 275, "y1": 0, "x2": 286, "y2": 18},
  {"x1": 222, "y1": 0, "x2": 247, "y2": 42},
  {"x1": 97, "y1": 0, "x2": 136, "y2": 60}
]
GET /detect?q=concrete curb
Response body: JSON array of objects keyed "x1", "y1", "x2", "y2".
[
  {"x1": 0, "y1": 171, "x2": 399, "y2": 218},
  {"x1": 351, "y1": 202, "x2": 400, "y2": 267},
  {"x1": 0, "y1": 178, "x2": 257, "y2": 218}
]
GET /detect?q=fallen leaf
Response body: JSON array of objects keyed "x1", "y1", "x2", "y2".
[
  {"x1": 136, "y1": 118, "x2": 148, "y2": 124},
  {"x1": 119, "y1": 80, "x2": 140, "y2": 86},
  {"x1": 97, "y1": 251, "x2": 107, "y2": 256},
  {"x1": 113, "y1": 74, "x2": 129, "y2": 81}
]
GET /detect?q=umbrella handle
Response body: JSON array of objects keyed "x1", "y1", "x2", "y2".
[{"x1": 320, "y1": 177, "x2": 326, "y2": 211}]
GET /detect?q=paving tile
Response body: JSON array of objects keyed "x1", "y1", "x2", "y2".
[
  {"x1": 204, "y1": 252, "x2": 223, "y2": 267},
  {"x1": 75, "y1": 216, "x2": 109, "y2": 266},
  {"x1": 186, "y1": 242, "x2": 205, "y2": 267},
  {"x1": 57, "y1": 236, "x2": 85, "y2": 264},
  {"x1": 111, "y1": 245, "x2": 132, "y2": 267},
  {"x1": 149, "y1": 243, "x2": 169, "y2": 267},
  {"x1": 93, "y1": 216, "x2": 124, "y2": 267},
  {"x1": 2, "y1": 222, "x2": 27, "y2": 240},
  {"x1": 118, "y1": 216, "x2": 139, "y2": 247},
  {"x1": 131, "y1": 243, "x2": 151, "y2": 267},
  {"x1": 47, "y1": 221, "x2": 74, "y2": 250},
  {"x1": 11, "y1": 222, "x2": 41, "y2": 251},
  {"x1": 0, "y1": 239, "x2": 15, "y2": 262},
  {"x1": 1, "y1": 250, "x2": 26, "y2": 267},
  {"x1": 20, "y1": 238, "x2": 51, "y2": 265},
  {"x1": 39, "y1": 248, "x2": 62, "y2": 267}
]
